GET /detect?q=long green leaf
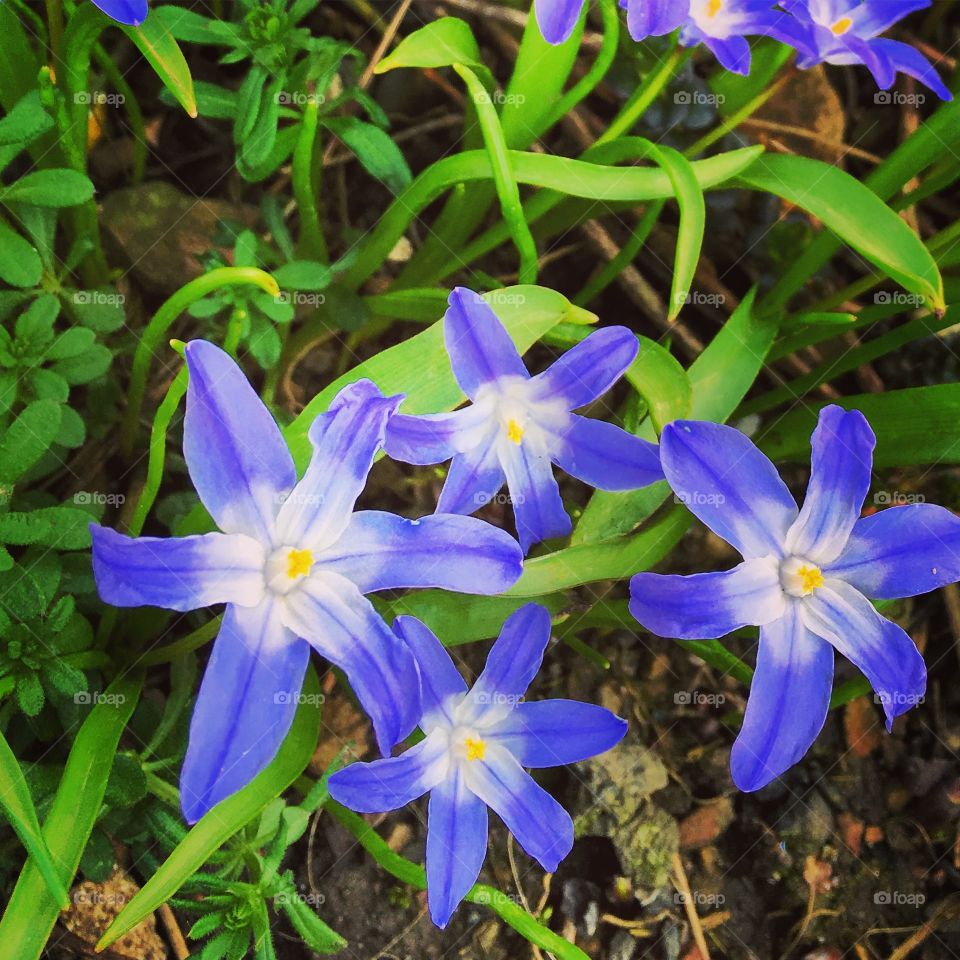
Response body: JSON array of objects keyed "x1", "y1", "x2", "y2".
[
  {"x1": 0, "y1": 673, "x2": 142, "y2": 959},
  {"x1": 0, "y1": 731, "x2": 69, "y2": 909},
  {"x1": 98, "y1": 668, "x2": 323, "y2": 950},
  {"x1": 758, "y1": 384, "x2": 960, "y2": 468},
  {"x1": 123, "y1": 13, "x2": 197, "y2": 117},
  {"x1": 737, "y1": 153, "x2": 944, "y2": 312}
]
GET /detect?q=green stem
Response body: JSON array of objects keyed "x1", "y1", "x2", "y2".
[
  {"x1": 44, "y1": 0, "x2": 64, "y2": 67},
  {"x1": 121, "y1": 267, "x2": 280, "y2": 457},
  {"x1": 292, "y1": 99, "x2": 327, "y2": 262},
  {"x1": 136, "y1": 616, "x2": 222, "y2": 667},
  {"x1": 327, "y1": 801, "x2": 591, "y2": 960},
  {"x1": 453, "y1": 64, "x2": 538, "y2": 284},
  {"x1": 597, "y1": 44, "x2": 689, "y2": 145},
  {"x1": 93, "y1": 45, "x2": 147, "y2": 183}
]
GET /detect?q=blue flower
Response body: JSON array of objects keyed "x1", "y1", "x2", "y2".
[
  {"x1": 384, "y1": 288, "x2": 663, "y2": 553},
  {"x1": 782, "y1": 0, "x2": 952, "y2": 100},
  {"x1": 629, "y1": 405, "x2": 960, "y2": 792},
  {"x1": 91, "y1": 340, "x2": 524, "y2": 822},
  {"x1": 621, "y1": 0, "x2": 808, "y2": 74},
  {"x1": 327, "y1": 604, "x2": 628, "y2": 928},
  {"x1": 534, "y1": 0, "x2": 586, "y2": 44},
  {"x1": 91, "y1": 0, "x2": 148, "y2": 26}
]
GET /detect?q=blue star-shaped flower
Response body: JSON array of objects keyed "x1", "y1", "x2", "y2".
[
  {"x1": 91, "y1": 0, "x2": 147, "y2": 25},
  {"x1": 328, "y1": 604, "x2": 628, "y2": 927},
  {"x1": 630, "y1": 405, "x2": 960, "y2": 791},
  {"x1": 91, "y1": 340, "x2": 523, "y2": 822},
  {"x1": 384, "y1": 288, "x2": 664, "y2": 553},
  {"x1": 622, "y1": 0, "x2": 809, "y2": 74},
  {"x1": 783, "y1": 0, "x2": 952, "y2": 100}
]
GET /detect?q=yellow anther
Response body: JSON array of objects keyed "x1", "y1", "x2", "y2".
[
  {"x1": 286, "y1": 548, "x2": 314, "y2": 580},
  {"x1": 831, "y1": 16, "x2": 852, "y2": 34},
  {"x1": 705, "y1": 0, "x2": 722, "y2": 16},
  {"x1": 465, "y1": 737, "x2": 486, "y2": 762},
  {"x1": 797, "y1": 564, "x2": 824, "y2": 596},
  {"x1": 505, "y1": 419, "x2": 524, "y2": 445}
]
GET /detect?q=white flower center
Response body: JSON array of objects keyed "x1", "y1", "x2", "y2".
[
  {"x1": 779, "y1": 555, "x2": 825, "y2": 598},
  {"x1": 265, "y1": 545, "x2": 314, "y2": 595}
]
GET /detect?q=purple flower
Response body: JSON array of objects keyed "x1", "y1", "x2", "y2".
[
  {"x1": 782, "y1": 0, "x2": 952, "y2": 100},
  {"x1": 630, "y1": 405, "x2": 960, "y2": 792},
  {"x1": 328, "y1": 605, "x2": 627, "y2": 927},
  {"x1": 91, "y1": 0, "x2": 148, "y2": 25},
  {"x1": 621, "y1": 0, "x2": 808, "y2": 74},
  {"x1": 384, "y1": 288, "x2": 663, "y2": 553},
  {"x1": 91, "y1": 340, "x2": 523, "y2": 822}
]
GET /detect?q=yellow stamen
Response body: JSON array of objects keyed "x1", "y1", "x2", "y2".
[
  {"x1": 797, "y1": 564, "x2": 824, "y2": 596},
  {"x1": 465, "y1": 737, "x2": 486, "y2": 762},
  {"x1": 831, "y1": 16, "x2": 852, "y2": 34},
  {"x1": 505, "y1": 418, "x2": 524, "y2": 445},
  {"x1": 705, "y1": 0, "x2": 722, "y2": 16},
  {"x1": 286, "y1": 548, "x2": 314, "y2": 579}
]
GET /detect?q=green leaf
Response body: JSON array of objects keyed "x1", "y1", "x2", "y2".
[
  {"x1": 0, "y1": 673, "x2": 141, "y2": 960},
  {"x1": 53, "y1": 343, "x2": 112, "y2": 384},
  {"x1": 0, "y1": 730, "x2": 69, "y2": 909},
  {"x1": 98, "y1": 668, "x2": 323, "y2": 951},
  {"x1": 375, "y1": 17, "x2": 485, "y2": 75},
  {"x1": 737, "y1": 153, "x2": 945, "y2": 312},
  {"x1": 122, "y1": 14, "x2": 197, "y2": 117},
  {"x1": 0, "y1": 170, "x2": 95, "y2": 207},
  {"x1": 46, "y1": 327, "x2": 96, "y2": 360},
  {"x1": 0, "y1": 401, "x2": 62, "y2": 484},
  {"x1": 0, "y1": 220, "x2": 42, "y2": 287},
  {"x1": 0, "y1": 507, "x2": 94, "y2": 549},
  {"x1": 16, "y1": 673, "x2": 45, "y2": 717},
  {"x1": 758, "y1": 383, "x2": 960, "y2": 468},
  {"x1": 643, "y1": 144, "x2": 705, "y2": 322},
  {"x1": 272, "y1": 260, "x2": 333, "y2": 291},
  {"x1": 104, "y1": 753, "x2": 148, "y2": 808},
  {"x1": 0, "y1": 92, "x2": 54, "y2": 171},
  {"x1": 279, "y1": 896, "x2": 346, "y2": 954},
  {"x1": 284, "y1": 285, "x2": 595, "y2": 469},
  {"x1": 322, "y1": 117, "x2": 412, "y2": 194}
]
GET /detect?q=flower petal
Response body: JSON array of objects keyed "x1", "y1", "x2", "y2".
[
  {"x1": 394, "y1": 616, "x2": 468, "y2": 729},
  {"x1": 436, "y1": 433, "x2": 506, "y2": 515},
  {"x1": 90, "y1": 526, "x2": 265, "y2": 612},
  {"x1": 660, "y1": 420, "x2": 798, "y2": 559},
  {"x1": 488, "y1": 699, "x2": 628, "y2": 768},
  {"x1": 317, "y1": 510, "x2": 523, "y2": 595},
  {"x1": 444, "y1": 287, "x2": 528, "y2": 400},
  {"x1": 551, "y1": 415, "x2": 663, "y2": 491},
  {"x1": 184, "y1": 340, "x2": 296, "y2": 542},
  {"x1": 384, "y1": 406, "x2": 486, "y2": 465},
  {"x1": 785, "y1": 405, "x2": 875, "y2": 564},
  {"x1": 826, "y1": 504, "x2": 960, "y2": 599},
  {"x1": 464, "y1": 604, "x2": 552, "y2": 720},
  {"x1": 529, "y1": 327, "x2": 637, "y2": 410},
  {"x1": 803, "y1": 579, "x2": 927, "y2": 729},
  {"x1": 625, "y1": 0, "x2": 688, "y2": 39},
  {"x1": 730, "y1": 603, "x2": 834, "y2": 792},
  {"x1": 870, "y1": 38, "x2": 953, "y2": 100},
  {"x1": 466, "y1": 744, "x2": 573, "y2": 872},
  {"x1": 327, "y1": 733, "x2": 448, "y2": 812},
  {"x1": 274, "y1": 380, "x2": 401, "y2": 550},
  {"x1": 282, "y1": 571, "x2": 420, "y2": 753},
  {"x1": 180, "y1": 599, "x2": 308, "y2": 823},
  {"x1": 534, "y1": 0, "x2": 584, "y2": 44},
  {"x1": 91, "y1": 0, "x2": 148, "y2": 25},
  {"x1": 426, "y1": 767, "x2": 488, "y2": 928},
  {"x1": 701, "y1": 34, "x2": 752, "y2": 74},
  {"x1": 500, "y1": 435, "x2": 571, "y2": 553},
  {"x1": 629, "y1": 558, "x2": 786, "y2": 639},
  {"x1": 851, "y1": 0, "x2": 930, "y2": 39}
]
